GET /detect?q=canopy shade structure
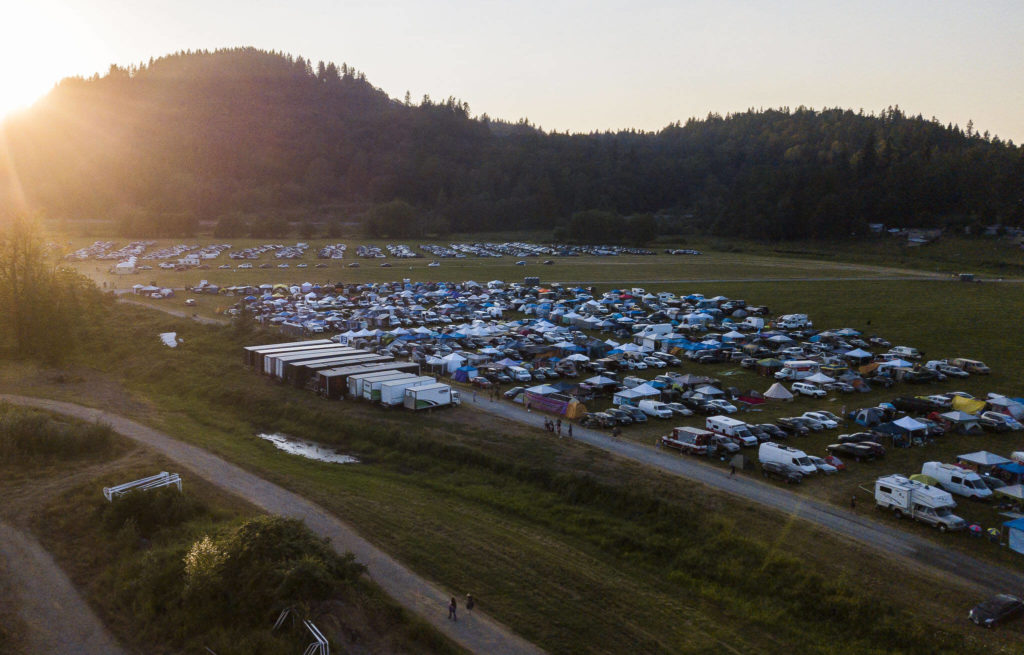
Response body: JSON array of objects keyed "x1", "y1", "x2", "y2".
[{"x1": 957, "y1": 451, "x2": 1012, "y2": 468}]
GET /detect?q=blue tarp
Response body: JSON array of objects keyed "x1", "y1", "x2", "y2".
[
  {"x1": 998, "y1": 462, "x2": 1024, "y2": 475},
  {"x1": 663, "y1": 337, "x2": 721, "y2": 352}
]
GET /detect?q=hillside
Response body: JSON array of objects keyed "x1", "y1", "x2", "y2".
[{"x1": 2, "y1": 47, "x2": 1022, "y2": 239}]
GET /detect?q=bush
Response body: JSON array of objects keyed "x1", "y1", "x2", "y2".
[
  {"x1": 0, "y1": 405, "x2": 113, "y2": 462},
  {"x1": 101, "y1": 486, "x2": 208, "y2": 538}
]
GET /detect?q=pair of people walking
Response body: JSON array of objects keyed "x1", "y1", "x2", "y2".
[{"x1": 448, "y1": 594, "x2": 475, "y2": 621}]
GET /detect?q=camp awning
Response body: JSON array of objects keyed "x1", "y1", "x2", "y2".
[
  {"x1": 893, "y1": 416, "x2": 927, "y2": 432},
  {"x1": 1003, "y1": 517, "x2": 1024, "y2": 554},
  {"x1": 957, "y1": 451, "x2": 1012, "y2": 468}
]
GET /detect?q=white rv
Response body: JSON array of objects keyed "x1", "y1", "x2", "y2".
[
  {"x1": 874, "y1": 475, "x2": 967, "y2": 531},
  {"x1": 921, "y1": 462, "x2": 993, "y2": 500},
  {"x1": 775, "y1": 314, "x2": 811, "y2": 329},
  {"x1": 758, "y1": 442, "x2": 817, "y2": 475}
]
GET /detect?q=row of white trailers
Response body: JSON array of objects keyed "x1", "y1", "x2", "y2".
[{"x1": 243, "y1": 340, "x2": 460, "y2": 410}]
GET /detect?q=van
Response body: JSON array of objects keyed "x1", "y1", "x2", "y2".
[
  {"x1": 638, "y1": 400, "x2": 674, "y2": 419},
  {"x1": 706, "y1": 416, "x2": 758, "y2": 447},
  {"x1": 889, "y1": 346, "x2": 921, "y2": 360},
  {"x1": 921, "y1": 462, "x2": 993, "y2": 500},
  {"x1": 950, "y1": 358, "x2": 991, "y2": 375},
  {"x1": 758, "y1": 442, "x2": 817, "y2": 476},
  {"x1": 508, "y1": 366, "x2": 533, "y2": 382},
  {"x1": 775, "y1": 314, "x2": 811, "y2": 329}
]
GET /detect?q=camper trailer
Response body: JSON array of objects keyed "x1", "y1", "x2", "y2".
[
  {"x1": 404, "y1": 383, "x2": 461, "y2": 410},
  {"x1": 874, "y1": 475, "x2": 967, "y2": 531}
]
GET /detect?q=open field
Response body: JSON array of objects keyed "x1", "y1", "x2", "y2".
[{"x1": 1, "y1": 296, "x2": 1022, "y2": 652}]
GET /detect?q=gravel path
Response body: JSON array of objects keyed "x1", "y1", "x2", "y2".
[
  {"x1": 0, "y1": 395, "x2": 543, "y2": 655},
  {"x1": 464, "y1": 396, "x2": 1024, "y2": 595},
  {"x1": 0, "y1": 520, "x2": 126, "y2": 655}
]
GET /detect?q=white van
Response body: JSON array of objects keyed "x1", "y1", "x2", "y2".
[
  {"x1": 758, "y1": 442, "x2": 817, "y2": 476},
  {"x1": 638, "y1": 400, "x2": 674, "y2": 419},
  {"x1": 508, "y1": 366, "x2": 533, "y2": 382},
  {"x1": 889, "y1": 346, "x2": 921, "y2": 360},
  {"x1": 921, "y1": 462, "x2": 993, "y2": 500},
  {"x1": 706, "y1": 416, "x2": 758, "y2": 447}
]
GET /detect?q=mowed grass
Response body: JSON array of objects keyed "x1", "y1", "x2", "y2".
[{"x1": 2, "y1": 299, "x2": 1021, "y2": 653}]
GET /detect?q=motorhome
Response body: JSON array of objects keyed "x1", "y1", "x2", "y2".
[
  {"x1": 921, "y1": 462, "x2": 993, "y2": 500},
  {"x1": 758, "y1": 442, "x2": 817, "y2": 475},
  {"x1": 775, "y1": 314, "x2": 811, "y2": 329},
  {"x1": 874, "y1": 475, "x2": 967, "y2": 531}
]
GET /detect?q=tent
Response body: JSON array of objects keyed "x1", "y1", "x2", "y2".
[
  {"x1": 843, "y1": 348, "x2": 873, "y2": 363},
  {"x1": 987, "y1": 396, "x2": 1024, "y2": 420},
  {"x1": 584, "y1": 375, "x2": 618, "y2": 387},
  {"x1": 1003, "y1": 517, "x2": 1024, "y2": 555},
  {"x1": 804, "y1": 372, "x2": 835, "y2": 385},
  {"x1": 996, "y1": 485, "x2": 1024, "y2": 505},
  {"x1": 950, "y1": 395, "x2": 987, "y2": 414},
  {"x1": 755, "y1": 358, "x2": 784, "y2": 377},
  {"x1": 939, "y1": 410, "x2": 983, "y2": 434},
  {"x1": 957, "y1": 451, "x2": 1012, "y2": 470},
  {"x1": 893, "y1": 416, "x2": 928, "y2": 433},
  {"x1": 452, "y1": 365, "x2": 478, "y2": 383},
  {"x1": 763, "y1": 383, "x2": 794, "y2": 401},
  {"x1": 526, "y1": 384, "x2": 560, "y2": 395},
  {"x1": 909, "y1": 474, "x2": 939, "y2": 486}
]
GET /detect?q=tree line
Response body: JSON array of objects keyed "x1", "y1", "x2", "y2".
[{"x1": 2, "y1": 47, "x2": 1022, "y2": 241}]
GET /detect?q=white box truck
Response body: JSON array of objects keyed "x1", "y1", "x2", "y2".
[
  {"x1": 758, "y1": 442, "x2": 817, "y2": 475},
  {"x1": 774, "y1": 360, "x2": 820, "y2": 381},
  {"x1": 346, "y1": 371, "x2": 408, "y2": 398},
  {"x1": 921, "y1": 462, "x2": 993, "y2": 500},
  {"x1": 874, "y1": 475, "x2": 967, "y2": 531},
  {"x1": 379, "y1": 376, "x2": 436, "y2": 406},
  {"x1": 706, "y1": 416, "x2": 758, "y2": 447},
  {"x1": 404, "y1": 383, "x2": 461, "y2": 410}
]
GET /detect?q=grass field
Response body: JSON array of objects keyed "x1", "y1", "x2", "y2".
[{"x1": 2, "y1": 295, "x2": 1023, "y2": 653}]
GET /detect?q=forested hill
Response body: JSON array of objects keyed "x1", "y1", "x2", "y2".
[{"x1": 2, "y1": 47, "x2": 1022, "y2": 240}]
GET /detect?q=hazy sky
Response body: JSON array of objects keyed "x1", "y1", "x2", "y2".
[{"x1": 5, "y1": 0, "x2": 1024, "y2": 141}]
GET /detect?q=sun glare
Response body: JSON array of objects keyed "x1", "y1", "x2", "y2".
[{"x1": 0, "y1": 2, "x2": 101, "y2": 119}]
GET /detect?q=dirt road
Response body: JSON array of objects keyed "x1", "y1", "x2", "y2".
[
  {"x1": 464, "y1": 396, "x2": 1024, "y2": 596},
  {"x1": 0, "y1": 520, "x2": 126, "y2": 655},
  {"x1": 0, "y1": 395, "x2": 543, "y2": 655}
]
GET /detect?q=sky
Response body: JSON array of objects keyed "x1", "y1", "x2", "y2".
[{"x1": 3, "y1": 0, "x2": 1023, "y2": 141}]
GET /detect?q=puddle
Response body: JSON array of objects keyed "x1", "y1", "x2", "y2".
[{"x1": 256, "y1": 433, "x2": 359, "y2": 464}]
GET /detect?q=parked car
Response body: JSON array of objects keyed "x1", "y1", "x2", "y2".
[
  {"x1": 823, "y1": 454, "x2": 846, "y2": 470},
  {"x1": 823, "y1": 381, "x2": 855, "y2": 393},
  {"x1": 643, "y1": 357, "x2": 667, "y2": 368},
  {"x1": 775, "y1": 417, "x2": 810, "y2": 437},
  {"x1": 706, "y1": 399, "x2": 738, "y2": 414},
  {"x1": 605, "y1": 408, "x2": 635, "y2": 425},
  {"x1": 808, "y1": 455, "x2": 838, "y2": 475},
  {"x1": 663, "y1": 402, "x2": 694, "y2": 417},
  {"x1": 503, "y1": 386, "x2": 525, "y2": 399},
  {"x1": 761, "y1": 461, "x2": 804, "y2": 484},
  {"x1": 471, "y1": 376, "x2": 493, "y2": 389},
  {"x1": 792, "y1": 382, "x2": 826, "y2": 398},
  {"x1": 980, "y1": 411, "x2": 1022, "y2": 432},
  {"x1": 802, "y1": 412, "x2": 838, "y2": 429},
  {"x1": 622, "y1": 406, "x2": 648, "y2": 423},
  {"x1": 580, "y1": 412, "x2": 616, "y2": 428},
  {"x1": 756, "y1": 423, "x2": 789, "y2": 441},
  {"x1": 788, "y1": 416, "x2": 825, "y2": 432},
  {"x1": 969, "y1": 594, "x2": 1024, "y2": 628},
  {"x1": 826, "y1": 442, "x2": 876, "y2": 462}
]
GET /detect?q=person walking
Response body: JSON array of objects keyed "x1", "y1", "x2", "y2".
[
  {"x1": 556, "y1": 419, "x2": 562, "y2": 436},
  {"x1": 568, "y1": 424, "x2": 573, "y2": 438},
  {"x1": 730, "y1": 464, "x2": 736, "y2": 476},
  {"x1": 850, "y1": 495, "x2": 857, "y2": 510},
  {"x1": 466, "y1": 593, "x2": 475, "y2": 613},
  {"x1": 448, "y1": 596, "x2": 457, "y2": 621}
]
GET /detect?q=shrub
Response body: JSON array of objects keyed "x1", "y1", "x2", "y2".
[
  {"x1": 0, "y1": 404, "x2": 113, "y2": 462},
  {"x1": 101, "y1": 486, "x2": 208, "y2": 538}
]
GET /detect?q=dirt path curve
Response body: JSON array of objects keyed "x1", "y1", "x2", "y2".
[
  {"x1": 1, "y1": 395, "x2": 543, "y2": 655},
  {"x1": 116, "y1": 296, "x2": 228, "y2": 326},
  {"x1": 0, "y1": 520, "x2": 126, "y2": 655},
  {"x1": 464, "y1": 396, "x2": 1024, "y2": 596}
]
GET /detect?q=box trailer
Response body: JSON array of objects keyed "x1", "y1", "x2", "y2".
[
  {"x1": 286, "y1": 353, "x2": 391, "y2": 387},
  {"x1": 319, "y1": 362, "x2": 420, "y2": 399},
  {"x1": 378, "y1": 376, "x2": 436, "y2": 406},
  {"x1": 404, "y1": 383, "x2": 461, "y2": 410},
  {"x1": 267, "y1": 346, "x2": 358, "y2": 378},
  {"x1": 243, "y1": 339, "x2": 332, "y2": 367},
  {"x1": 357, "y1": 373, "x2": 417, "y2": 400}
]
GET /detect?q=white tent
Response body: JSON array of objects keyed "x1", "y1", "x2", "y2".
[
  {"x1": 694, "y1": 384, "x2": 724, "y2": 396},
  {"x1": 764, "y1": 383, "x2": 794, "y2": 401},
  {"x1": 566, "y1": 354, "x2": 590, "y2": 362},
  {"x1": 631, "y1": 383, "x2": 662, "y2": 397},
  {"x1": 893, "y1": 416, "x2": 927, "y2": 432},
  {"x1": 526, "y1": 384, "x2": 560, "y2": 395},
  {"x1": 618, "y1": 343, "x2": 643, "y2": 352},
  {"x1": 843, "y1": 348, "x2": 873, "y2": 359},
  {"x1": 878, "y1": 359, "x2": 914, "y2": 370},
  {"x1": 803, "y1": 372, "x2": 835, "y2": 384},
  {"x1": 584, "y1": 375, "x2": 617, "y2": 386},
  {"x1": 440, "y1": 353, "x2": 467, "y2": 373}
]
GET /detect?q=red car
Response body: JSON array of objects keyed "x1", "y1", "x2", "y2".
[
  {"x1": 824, "y1": 455, "x2": 846, "y2": 470},
  {"x1": 470, "y1": 376, "x2": 493, "y2": 389}
]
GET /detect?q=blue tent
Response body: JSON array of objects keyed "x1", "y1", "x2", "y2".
[{"x1": 1004, "y1": 517, "x2": 1024, "y2": 555}]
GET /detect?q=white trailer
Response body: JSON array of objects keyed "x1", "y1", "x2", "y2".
[
  {"x1": 874, "y1": 474, "x2": 967, "y2": 531},
  {"x1": 362, "y1": 373, "x2": 419, "y2": 402},
  {"x1": 378, "y1": 376, "x2": 436, "y2": 406},
  {"x1": 706, "y1": 416, "x2": 758, "y2": 447},
  {"x1": 404, "y1": 383, "x2": 461, "y2": 410},
  {"x1": 348, "y1": 371, "x2": 411, "y2": 398}
]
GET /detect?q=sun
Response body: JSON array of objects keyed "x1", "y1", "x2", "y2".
[{"x1": 0, "y1": 1, "x2": 101, "y2": 119}]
